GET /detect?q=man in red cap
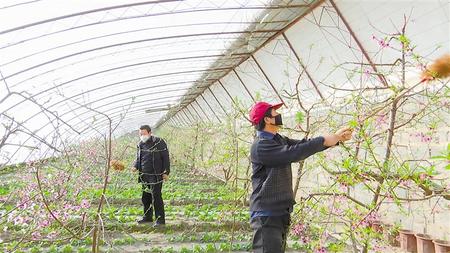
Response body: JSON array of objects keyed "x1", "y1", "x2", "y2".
[{"x1": 248, "y1": 101, "x2": 352, "y2": 253}]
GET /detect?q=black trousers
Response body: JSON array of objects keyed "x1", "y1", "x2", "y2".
[
  {"x1": 250, "y1": 214, "x2": 291, "y2": 253},
  {"x1": 141, "y1": 182, "x2": 165, "y2": 223}
]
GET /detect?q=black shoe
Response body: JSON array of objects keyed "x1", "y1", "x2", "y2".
[
  {"x1": 137, "y1": 218, "x2": 153, "y2": 224},
  {"x1": 152, "y1": 222, "x2": 165, "y2": 228}
]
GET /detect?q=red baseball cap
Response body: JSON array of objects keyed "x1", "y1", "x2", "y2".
[{"x1": 249, "y1": 102, "x2": 284, "y2": 125}]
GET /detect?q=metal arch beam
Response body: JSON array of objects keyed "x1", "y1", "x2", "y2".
[
  {"x1": 69, "y1": 112, "x2": 161, "y2": 142},
  {"x1": 64, "y1": 88, "x2": 191, "y2": 120},
  {"x1": 180, "y1": 109, "x2": 194, "y2": 125},
  {"x1": 80, "y1": 110, "x2": 173, "y2": 137},
  {"x1": 175, "y1": 111, "x2": 190, "y2": 126},
  {"x1": 8, "y1": 50, "x2": 248, "y2": 88},
  {"x1": 184, "y1": 105, "x2": 198, "y2": 121},
  {"x1": 2, "y1": 21, "x2": 286, "y2": 66},
  {"x1": 173, "y1": 112, "x2": 187, "y2": 125},
  {"x1": 156, "y1": 83, "x2": 228, "y2": 127},
  {"x1": 0, "y1": 78, "x2": 213, "y2": 150},
  {"x1": 1, "y1": 67, "x2": 231, "y2": 116},
  {"x1": 0, "y1": 82, "x2": 218, "y2": 148},
  {"x1": 218, "y1": 80, "x2": 237, "y2": 105},
  {"x1": 186, "y1": 103, "x2": 201, "y2": 120},
  {"x1": 0, "y1": 4, "x2": 308, "y2": 47},
  {"x1": 0, "y1": 0, "x2": 181, "y2": 35},
  {"x1": 0, "y1": 1, "x2": 42, "y2": 10},
  {"x1": 0, "y1": 82, "x2": 209, "y2": 164},
  {"x1": 9, "y1": 53, "x2": 248, "y2": 92},
  {"x1": 74, "y1": 103, "x2": 185, "y2": 142},
  {"x1": 172, "y1": 114, "x2": 187, "y2": 126},
  {"x1": 67, "y1": 94, "x2": 187, "y2": 128},
  {"x1": 56, "y1": 83, "x2": 193, "y2": 115},
  {"x1": 0, "y1": 1, "x2": 320, "y2": 151},
  {"x1": 62, "y1": 96, "x2": 198, "y2": 137},
  {"x1": 2, "y1": 78, "x2": 199, "y2": 132},
  {"x1": 80, "y1": 95, "x2": 203, "y2": 136},
  {"x1": 6, "y1": 96, "x2": 186, "y2": 162},
  {"x1": 1, "y1": 31, "x2": 276, "y2": 81},
  {"x1": 67, "y1": 91, "x2": 203, "y2": 131},
  {"x1": 3, "y1": 102, "x2": 173, "y2": 164}
]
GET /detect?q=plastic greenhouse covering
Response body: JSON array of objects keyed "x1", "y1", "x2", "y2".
[{"x1": 0, "y1": 0, "x2": 449, "y2": 252}]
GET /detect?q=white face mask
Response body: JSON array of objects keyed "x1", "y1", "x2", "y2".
[{"x1": 140, "y1": 135, "x2": 150, "y2": 143}]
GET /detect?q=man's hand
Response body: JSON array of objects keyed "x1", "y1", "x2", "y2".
[
  {"x1": 335, "y1": 127, "x2": 353, "y2": 142},
  {"x1": 323, "y1": 127, "x2": 353, "y2": 147},
  {"x1": 162, "y1": 174, "x2": 169, "y2": 181},
  {"x1": 131, "y1": 167, "x2": 138, "y2": 172}
]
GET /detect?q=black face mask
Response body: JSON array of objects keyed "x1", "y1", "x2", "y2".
[{"x1": 267, "y1": 114, "x2": 283, "y2": 126}]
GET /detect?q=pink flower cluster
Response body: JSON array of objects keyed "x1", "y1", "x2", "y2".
[
  {"x1": 352, "y1": 211, "x2": 380, "y2": 229},
  {"x1": 373, "y1": 244, "x2": 387, "y2": 252},
  {"x1": 419, "y1": 173, "x2": 432, "y2": 181},
  {"x1": 372, "y1": 35, "x2": 390, "y2": 48},
  {"x1": 292, "y1": 223, "x2": 311, "y2": 243},
  {"x1": 292, "y1": 223, "x2": 306, "y2": 236},
  {"x1": 375, "y1": 114, "x2": 387, "y2": 128},
  {"x1": 410, "y1": 132, "x2": 432, "y2": 143},
  {"x1": 315, "y1": 246, "x2": 327, "y2": 253}
]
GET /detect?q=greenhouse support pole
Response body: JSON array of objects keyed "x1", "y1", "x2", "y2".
[
  {"x1": 200, "y1": 93, "x2": 223, "y2": 123},
  {"x1": 207, "y1": 86, "x2": 229, "y2": 117},
  {"x1": 281, "y1": 32, "x2": 324, "y2": 100},
  {"x1": 232, "y1": 69, "x2": 256, "y2": 102},
  {"x1": 329, "y1": 0, "x2": 388, "y2": 87},
  {"x1": 218, "y1": 80, "x2": 237, "y2": 106},
  {"x1": 250, "y1": 55, "x2": 286, "y2": 106},
  {"x1": 189, "y1": 103, "x2": 203, "y2": 121},
  {"x1": 182, "y1": 110, "x2": 195, "y2": 124},
  {"x1": 194, "y1": 99, "x2": 213, "y2": 123}
]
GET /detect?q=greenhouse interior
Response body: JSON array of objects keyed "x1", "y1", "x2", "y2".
[{"x1": 0, "y1": 0, "x2": 449, "y2": 252}]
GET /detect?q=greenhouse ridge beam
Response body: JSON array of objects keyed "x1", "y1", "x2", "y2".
[{"x1": 157, "y1": 0, "x2": 326, "y2": 128}]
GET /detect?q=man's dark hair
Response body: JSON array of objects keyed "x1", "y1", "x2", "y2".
[
  {"x1": 255, "y1": 108, "x2": 272, "y2": 131},
  {"x1": 140, "y1": 125, "x2": 152, "y2": 133}
]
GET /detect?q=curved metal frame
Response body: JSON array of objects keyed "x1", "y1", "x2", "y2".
[
  {"x1": 9, "y1": 43, "x2": 247, "y2": 88},
  {"x1": 1, "y1": 67, "x2": 232, "y2": 115},
  {"x1": 1, "y1": 31, "x2": 275, "y2": 81},
  {"x1": 1, "y1": 21, "x2": 286, "y2": 66},
  {"x1": 157, "y1": 0, "x2": 325, "y2": 127},
  {"x1": 0, "y1": 0, "x2": 321, "y2": 163},
  {"x1": 0, "y1": 5, "x2": 305, "y2": 50}
]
